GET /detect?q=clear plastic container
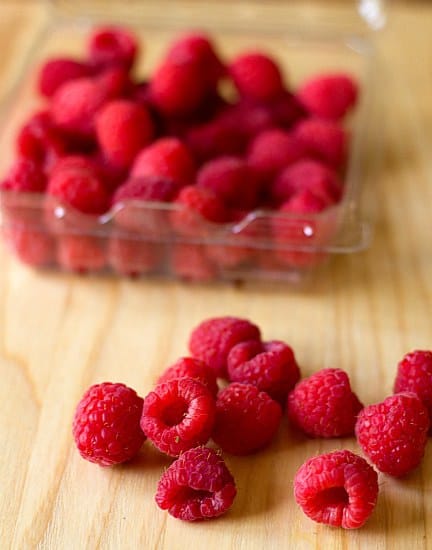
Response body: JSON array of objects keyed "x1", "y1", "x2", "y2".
[{"x1": 0, "y1": 0, "x2": 385, "y2": 283}]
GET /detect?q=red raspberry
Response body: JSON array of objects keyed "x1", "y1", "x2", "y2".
[
  {"x1": 394, "y1": 350, "x2": 432, "y2": 427},
  {"x1": 294, "y1": 118, "x2": 348, "y2": 168},
  {"x1": 227, "y1": 340, "x2": 300, "y2": 403},
  {"x1": 355, "y1": 392, "x2": 429, "y2": 477},
  {"x1": 247, "y1": 129, "x2": 306, "y2": 183},
  {"x1": 197, "y1": 156, "x2": 260, "y2": 210},
  {"x1": 95, "y1": 100, "x2": 154, "y2": 168},
  {"x1": 189, "y1": 316, "x2": 261, "y2": 378},
  {"x1": 49, "y1": 155, "x2": 101, "y2": 179},
  {"x1": 37, "y1": 57, "x2": 91, "y2": 98},
  {"x1": 185, "y1": 116, "x2": 246, "y2": 163},
  {"x1": 16, "y1": 110, "x2": 67, "y2": 168},
  {"x1": 212, "y1": 383, "x2": 282, "y2": 455},
  {"x1": 271, "y1": 159, "x2": 342, "y2": 206},
  {"x1": 131, "y1": 137, "x2": 196, "y2": 187},
  {"x1": 97, "y1": 66, "x2": 131, "y2": 97},
  {"x1": 112, "y1": 175, "x2": 179, "y2": 204},
  {"x1": 271, "y1": 189, "x2": 333, "y2": 269},
  {"x1": 157, "y1": 357, "x2": 219, "y2": 398},
  {"x1": 229, "y1": 52, "x2": 285, "y2": 102},
  {"x1": 3, "y1": 226, "x2": 55, "y2": 267},
  {"x1": 165, "y1": 32, "x2": 225, "y2": 89},
  {"x1": 150, "y1": 60, "x2": 208, "y2": 117},
  {"x1": 281, "y1": 187, "x2": 331, "y2": 213},
  {"x1": 47, "y1": 159, "x2": 110, "y2": 215},
  {"x1": 112, "y1": 175, "x2": 179, "y2": 234},
  {"x1": 72, "y1": 382, "x2": 145, "y2": 466},
  {"x1": 219, "y1": 100, "x2": 274, "y2": 140},
  {"x1": 155, "y1": 447, "x2": 236, "y2": 521},
  {"x1": 57, "y1": 235, "x2": 106, "y2": 273},
  {"x1": 108, "y1": 233, "x2": 161, "y2": 276},
  {"x1": 140, "y1": 378, "x2": 216, "y2": 457},
  {"x1": 270, "y1": 190, "x2": 327, "y2": 266},
  {"x1": 1, "y1": 158, "x2": 46, "y2": 193},
  {"x1": 270, "y1": 91, "x2": 306, "y2": 129},
  {"x1": 90, "y1": 152, "x2": 128, "y2": 193},
  {"x1": 298, "y1": 73, "x2": 358, "y2": 120},
  {"x1": 170, "y1": 244, "x2": 217, "y2": 283},
  {"x1": 287, "y1": 368, "x2": 363, "y2": 437},
  {"x1": 87, "y1": 26, "x2": 138, "y2": 71},
  {"x1": 294, "y1": 450, "x2": 378, "y2": 529},
  {"x1": 170, "y1": 186, "x2": 228, "y2": 237},
  {"x1": 51, "y1": 76, "x2": 109, "y2": 138}
]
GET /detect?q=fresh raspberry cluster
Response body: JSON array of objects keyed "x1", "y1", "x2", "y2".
[
  {"x1": 71, "y1": 318, "x2": 432, "y2": 528},
  {"x1": 0, "y1": 25, "x2": 359, "y2": 278}
]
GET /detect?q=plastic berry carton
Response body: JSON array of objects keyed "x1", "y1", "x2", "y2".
[{"x1": 0, "y1": 0, "x2": 386, "y2": 283}]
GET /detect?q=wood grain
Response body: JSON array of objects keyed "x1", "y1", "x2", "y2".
[{"x1": 1, "y1": 1, "x2": 432, "y2": 548}]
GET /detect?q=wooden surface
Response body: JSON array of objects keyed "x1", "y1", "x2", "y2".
[{"x1": 1, "y1": 1, "x2": 432, "y2": 549}]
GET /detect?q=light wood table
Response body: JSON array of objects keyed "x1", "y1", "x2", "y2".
[{"x1": 1, "y1": 1, "x2": 432, "y2": 549}]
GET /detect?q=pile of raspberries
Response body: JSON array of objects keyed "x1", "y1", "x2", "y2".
[
  {"x1": 0, "y1": 25, "x2": 358, "y2": 279},
  {"x1": 72, "y1": 315, "x2": 432, "y2": 528}
]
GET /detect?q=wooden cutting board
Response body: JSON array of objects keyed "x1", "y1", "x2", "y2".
[{"x1": 1, "y1": 2, "x2": 432, "y2": 548}]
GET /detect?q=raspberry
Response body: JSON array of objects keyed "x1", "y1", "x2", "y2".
[
  {"x1": 271, "y1": 188, "x2": 334, "y2": 269},
  {"x1": 270, "y1": 189, "x2": 329, "y2": 268},
  {"x1": 394, "y1": 350, "x2": 432, "y2": 427},
  {"x1": 37, "y1": 57, "x2": 91, "y2": 98},
  {"x1": 150, "y1": 60, "x2": 208, "y2": 117},
  {"x1": 165, "y1": 32, "x2": 225, "y2": 89},
  {"x1": 16, "y1": 110, "x2": 67, "y2": 167},
  {"x1": 197, "y1": 156, "x2": 260, "y2": 210},
  {"x1": 51, "y1": 76, "x2": 109, "y2": 138},
  {"x1": 185, "y1": 117, "x2": 246, "y2": 163},
  {"x1": 298, "y1": 73, "x2": 358, "y2": 120},
  {"x1": 140, "y1": 378, "x2": 216, "y2": 457},
  {"x1": 0, "y1": 158, "x2": 46, "y2": 193},
  {"x1": 227, "y1": 340, "x2": 300, "y2": 403},
  {"x1": 131, "y1": 137, "x2": 196, "y2": 187},
  {"x1": 294, "y1": 118, "x2": 348, "y2": 168},
  {"x1": 157, "y1": 357, "x2": 219, "y2": 398},
  {"x1": 287, "y1": 368, "x2": 363, "y2": 437},
  {"x1": 155, "y1": 447, "x2": 236, "y2": 521},
  {"x1": 97, "y1": 66, "x2": 131, "y2": 97},
  {"x1": 95, "y1": 100, "x2": 154, "y2": 168},
  {"x1": 270, "y1": 91, "x2": 306, "y2": 129},
  {"x1": 112, "y1": 175, "x2": 179, "y2": 204},
  {"x1": 271, "y1": 159, "x2": 342, "y2": 206},
  {"x1": 281, "y1": 188, "x2": 331, "y2": 214},
  {"x1": 91, "y1": 152, "x2": 127, "y2": 193},
  {"x1": 212, "y1": 383, "x2": 282, "y2": 455},
  {"x1": 355, "y1": 392, "x2": 429, "y2": 477},
  {"x1": 87, "y1": 26, "x2": 138, "y2": 71},
  {"x1": 49, "y1": 155, "x2": 101, "y2": 179},
  {"x1": 57, "y1": 235, "x2": 106, "y2": 273},
  {"x1": 189, "y1": 316, "x2": 261, "y2": 378},
  {"x1": 112, "y1": 175, "x2": 179, "y2": 234},
  {"x1": 170, "y1": 244, "x2": 217, "y2": 282},
  {"x1": 247, "y1": 129, "x2": 306, "y2": 183},
  {"x1": 170, "y1": 186, "x2": 228, "y2": 237},
  {"x1": 47, "y1": 159, "x2": 109, "y2": 215},
  {"x1": 72, "y1": 382, "x2": 145, "y2": 466},
  {"x1": 294, "y1": 450, "x2": 378, "y2": 529},
  {"x1": 219, "y1": 101, "x2": 274, "y2": 140},
  {"x1": 229, "y1": 52, "x2": 285, "y2": 102},
  {"x1": 3, "y1": 225, "x2": 55, "y2": 267},
  {"x1": 108, "y1": 233, "x2": 160, "y2": 276}
]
